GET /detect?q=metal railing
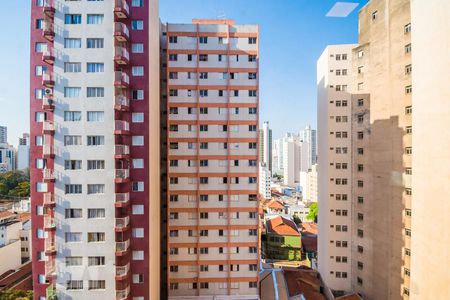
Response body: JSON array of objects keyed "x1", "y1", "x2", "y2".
[
  {"x1": 116, "y1": 240, "x2": 130, "y2": 253},
  {"x1": 115, "y1": 0, "x2": 130, "y2": 16},
  {"x1": 115, "y1": 169, "x2": 130, "y2": 180},
  {"x1": 115, "y1": 193, "x2": 130, "y2": 205},
  {"x1": 115, "y1": 120, "x2": 130, "y2": 132},
  {"x1": 114, "y1": 71, "x2": 130, "y2": 85},
  {"x1": 114, "y1": 22, "x2": 129, "y2": 39},
  {"x1": 115, "y1": 216, "x2": 130, "y2": 230},
  {"x1": 115, "y1": 47, "x2": 130, "y2": 61},
  {"x1": 116, "y1": 286, "x2": 130, "y2": 300},
  {"x1": 115, "y1": 94, "x2": 129, "y2": 107},
  {"x1": 116, "y1": 263, "x2": 130, "y2": 277}
]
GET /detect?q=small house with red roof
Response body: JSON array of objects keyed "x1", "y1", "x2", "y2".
[{"x1": 266, "y1": 216, "x2": 302, "y2": 261}]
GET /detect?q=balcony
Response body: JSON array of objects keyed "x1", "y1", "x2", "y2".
[
  {"x1": 114, "y1": 94, "x2": 130, "y2": 111},
  {"x1": 44, "y1": 236, "x2": 56, "y2": 255},
  {"x1": 115, "y1": 263, "x2": 130, "y2": 281},
  {"x1": 42, "y1": 48, "x2": 55, "y2": 65},
  {"x1": 42, "y1": 20, "x2": 55, "y2": 42},
  {"x1": 115, "y1": 145, "x2": 130, "y2": 159},
  {"x1": 43, "y1": 144, "x2": 55, "y2": 159},
  {"x1": 43, "y1": 169, "x2": 55, "y2": 183},
  {"x1": 115, "y1": 169, "x2": 130, "y2": 183},
  {"x1": 116, "y1": 240, "x2": 130, "y2": 256},
  {"x1": 42, "y1": 95, "x2": 55, "y2": 111},
  {"x1": 43, "y1": 121, "x2": 55, "y2": 135},
  {"x1": 45, "y1": 260, "x2": 56, "y2": 279},
  {"x1": 43, "y1": 193, "x2": 55, "y2": 208},
  {"x1": 114, "y1": 71, "x2": 130, "y2": 88},
  {"x1": 115, "y1": 216, "x2": 130, "y2": 232},
  {"x1": 114, "y1": 0, "x2": 130, "y2": 19},
  {"x1": 116, "y1": 286, "x2": 130, "y2": 300},
  {"x1": 44, "y1": 214, "x2": 56, "y2": 231},
  {"x1": 42, "y1": 72, "x2": 55, "y2": 87},
  {"x1": 114, "y1": 120, "x2": 130, "y2": 135},
  {"x1": 114, "y1": 22, "x2": 129, "y2": 42},
  {"x1": 115, "y1": 193, "x2": 130, "y2": 207},
  {"x1": 42, "y1": 0, "x2": 56, "y2": 19},
  {"x1": 114, "y1": 47, "x2": 130, "y2": 66}
]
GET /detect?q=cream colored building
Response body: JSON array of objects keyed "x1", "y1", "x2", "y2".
[
  {"x1": 300, "y1": 164, "x2": 318, "y2": 203},
  {"x1": 163, "y1": 19, "x2": 260, "y2": 299},
  {"x1": 410, "y1": 0, "x2": 450, "y2": 299},
  {"x1": 317, "y1": 44, "x2": 356, "y2": 294}
]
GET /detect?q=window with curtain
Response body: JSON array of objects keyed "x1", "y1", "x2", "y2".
[
  {"x1": 64, "y1": 62, "x2": 81, "y2": 73},
  {"x1": 64, "y1": 87, "x2": 81, "y2": 98},
  {"x1": 64, "y1": 135, "x2": 82, "y2": 146},
  {"x1": 132, "y1": 66, "x2": 144, "y2": 76},
  {"x1": 88, "y1": 208, "x2": 105, "y2": 219},
  {"x1": 132, "y1": 0, "x2": 143, "y2": 6},
  {"x1": 64, "y1": 111, "x2": 82, "y2": 121},
  {"x1": 67, "y1": 280, "x2": 83, "y2": 290},
  {"x1": 65, "y1": 232, "x2": 82, "y2": 243},
  {"x1": 87, "y1": 111, "x2": 104, "y2": 122},
  {"x1": 35, "y1": 112, "x2": 46, "y2": 122},
  {"x1": 87, "y1": 38, "x2": 104, "y2": 48},
  {"x1": 35, "y1": 42, "x2": 47, "y2": 53},
  {"x1": 65, "y1": 14, "x2": 82, "y2": 24},
  {"x1": 87, "y1": 14, "x2": 104, "y2": 24},
  {"x1": 87, "y1": 184, "x2": 105, "y2": 194},
  {"x1": 132, "y1": 43, "x2": 144, "y2": 53},
  {"x1": 64, "y1": 38, "x2": 82, "y2": 48},
  {"x1": 87, "y1": 136, "x2": 104, "y2": 146},
  {"x1": 65, "y1": 209, "x2": 82, "y2": 218},
  {"x1": 87, "y1": 160, "x2": 105, "y2": 170},
  {"x1": 87, "y1": 87, "x2": 104, "y2": 97},
  {"x1": 88, "y1": 256, "x2": 105, "y2": 266},
  {"x1": 131, "y1": 20, "x2": 144, "y2": 30},
  {"x1": 87, "y1": 63, "x2": 104, "y2": 73},
  {"x1": 87, "y1": 232, "x2": 105, "y2": 242}
]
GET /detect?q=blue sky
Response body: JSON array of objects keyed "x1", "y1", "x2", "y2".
[{"x1": 0, "y1": 0, "x2": 367, "y2": 145}]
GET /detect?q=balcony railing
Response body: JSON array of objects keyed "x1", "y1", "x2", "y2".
[
  {"x1": 114, "y1": 71, "x2": 130, "y2": 88},
  {"x1": 115, "y1": 145, "x2": 130, "y2": 159},
  {"x1": 43, "y1": 121, "x2": 55, "y2": 135},
  {"x1": 43, "y1": 144, "x2": 55, "y2": 158},
  {"x1": 42, "y1": 0, "x2": 56, "y2": 18},
  {"x1": 116, "y1": 240, "x2": 130, "y2": 256},
  {"x1": 116, "y1": 286, "x2": 130, "y2": 300},
  {"x1": 114, "y1": 22, "x2": 130, "y2": 42},
  {"x1": 115, "y1": 169, "x2": 130, "y2": 183},
  {"x1": 42, "y1": 72, "x2": 55, "y2": 87},
  {"x1": 42, "y1": 20, "x2": 55, "y2": 41},
  {"x1": 45, "y1": 260, "x2": 56, "y2": 278},
  {"x1": 44, "y1": 214, "x2": 56, "y2": 231},
  {"x1": 114, "y1": 120, "x2": 130, "y2": 135},
  {"x1": 43, "y1": 169, "x2": 55, "y2": 182},
  {"x1": 42, "y1": 121, "x2": 55, "y2": 135},
  {"x1": 114, "y1": 94, "x2": 130, "y2": 111},
  {"x1": 114, "y1": 0, "x2": 130, "y2": 19},
  {"x1": 42, "y1": 48, "x2": 55, "y2": 65},
  {"x1": 115, "y1": 216, "x2": 130, "y2": 232},
  {"x1": 43, "y1": 193, "x2": 55, "y2": 207},
  {"x1": 42, "y1": 95, "x2": 55, "y2": 111},
  {"x1": 114, "y1": 47, "x2": 130, "y2": 65},
  {"x1": 44, "y1": 235, "x2": 56, "y2": 255},
  {"x1": 115, "y1": 193, "x2": 130, "y2": 207},
  {"x1": 115, "y1": 263, "x2": 130, "y2": 280}
]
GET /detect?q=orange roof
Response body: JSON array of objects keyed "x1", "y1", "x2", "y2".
[
  {"x1": 300, "y1": 222, "x2": 318, "y2": 235},
  {"x1": 17, "y1": 212, "x2": 31, "y2": 222},
  {"x1": 284, "y1": 268, "x2": 325, "y2": 300},
  {"x1": 267, "y1": 200, "x2": 285, "y2": 210},
  {"x1": 267, "y1": 216, "x2": 299, "y2": 235},
  {"x1": 0, "y1": 211, "x2": 14, "y2": 219}
]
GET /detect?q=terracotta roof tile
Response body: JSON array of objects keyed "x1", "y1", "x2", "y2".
[
  {"x1": 284, "y1": 268, "x2": 325, "y2": 300},
  {"x1": 0, "y1": 211, "x2": 14, "y2": 219},
  {"x1": 267, "y1": 216, "x2": 299, "y2": 235}
]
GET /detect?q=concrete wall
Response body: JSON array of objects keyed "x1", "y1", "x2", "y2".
[
  {"x1": 0, "y1": 240, "x2": 22, "y2": 275},
  {"x1": 410, "y1": 0, "x2": 450, "y2": 299}
]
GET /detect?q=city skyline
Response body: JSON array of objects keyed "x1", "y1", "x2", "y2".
[{"x1": 0, "y1": 0, "x2": 368, "y2": 145}]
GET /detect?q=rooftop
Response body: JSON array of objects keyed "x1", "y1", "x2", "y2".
[
  {"x1": 284, "y1": 267, "x2": 325, "y2": 300},
  {"x1": 267, "y1": 216, "x2": 299, "y2": 236},
  {"x1": 300, "y1": 222, "x2": 318, "y2": 235}
]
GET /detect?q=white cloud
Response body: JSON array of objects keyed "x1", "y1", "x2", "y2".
[{"x1": 326, "y1": 2, "x2": 359, "y2": 18}]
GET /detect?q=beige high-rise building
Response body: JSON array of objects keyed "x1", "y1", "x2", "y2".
[
  {"x1": 317, "y1": 44, "x2": 357, "y2": 294},
  {"x1": 318, "y1": 0, "x2": 413, "y2": 299},
  {"x1": 410, "y1": 1, "x2": 450, "y2": 299},
  {"x1": 163, "y1": 19, "x2": 260, "y2": 299}
]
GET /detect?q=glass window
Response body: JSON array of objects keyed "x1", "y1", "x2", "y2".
[
  {"x1": 132, "y1": 251, "x2": 144, "y2": 260},
  {"x1": 132, "y1": 159, "x2": 144, "y2": 169},
  {"x1": 64, "y1": 87, "x2": 81, "y2": 98},
  {"x1": 132, "y1": 205, "x2": 144, "y2": 215},
  {"x1": 65, "y1": 184, "x2": 82, "y2": 194},
  {"x1": 132, "y1": 182, "x2": 144, "y2": 192},
  {"x1": 132, "y1": 113, "x2": 144, "y2": 123},
  {"x1": 87, "y1": 38, "x2": 104, "y2": 48},
  {"x1": 65, "y1": 232, "x2": 82, "y2": 242},
  {"x1": 87, "y1": 14, "x2": 104, "y2": 24},
  {"x1": 87, "y1": 111, "x2": 104, "y2": 122},
  {"x1": 88, "y1": 256, "x2": 105, "y2": 266},
  {"x1": 64, "y1": 111, "x2": 82, "y2": 121},
  {"x1": 35, "y1": 112, "x2": 46, "y2": 122},
  {"x1": 132, "y1": 228, "x2": 144, "y2": 238},
  {"x1": 87, "y1": 160, "x2": 105, "y2": 170},
  {"x1": 87, "y1": 63, "x2": 104, "y2": 73},
  {"x1": 132, "y1": 136, "x2": 144, "y2": 146},
  {"x1": 35, "y1": 66, "x2": 47, "y2": 76},
  {"x1": 132, "y1": 43, "x2": 144, "y2": 53},
  {"x1": 132, "y1": 90, "x2": 144, "y2": 100},
  {"x1": 64, "y1": 62, "x2": 81, "y2": 73},
  {"x1": 64, "y1": 38, "x2": 82, "y2": 48},
  {"x1": 87, "y1": 184, "x2": 105, "y2": 194},
  {"x1": 87, "y1": 136, "x2": 105, "y2": 146},
  {"x1": 132, "y1": 66, "x2": 144, "y2": 76},
  {"x1": 35, "y1": 42, "x2": 47, "y2": 53},
  {"x1": 132, "y1": 0, "x2": 143, "y2": 6},
  {"x1": 36, "y1": 182, "x2": 48, "y2": 192},
  {"x1": 64, "y1": 135, "x2": 82, "y2": 146},
  {"x1": 65, "y1": 14, "x2": 82, "y2": 25},
  {"x1": 88, "y1": 209, "x2": 105, "y2": 219},
  {"x1": 87, "y1": 87, "x2": 104, "y2": 97},
  {"x1": 131, "y1": 20, "x2": 144, "y2": 30}
]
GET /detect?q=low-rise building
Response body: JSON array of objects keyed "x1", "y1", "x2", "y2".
[{"x1": 266, "y1": 216, "x2": 302, "y2": 261}]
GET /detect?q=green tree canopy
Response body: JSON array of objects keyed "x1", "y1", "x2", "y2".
[
  {"x1": 0, "y1": 169, "x2": 30, "y2": 198},
  {"x1": 306, "y1": 202, "x2": 318, "y2": 222}
]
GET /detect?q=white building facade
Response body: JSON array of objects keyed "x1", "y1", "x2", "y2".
[{"x1": 259, "y1": 163, "x2": 272, "y2": 200}]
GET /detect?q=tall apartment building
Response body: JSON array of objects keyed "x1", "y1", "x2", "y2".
[
  {"x1": 318, "y1": 0, "x2": 413, "y2": 298},
  {"x1": 0, "y1": 126, "x2": 7, "y2": 144},
  {"x1": 17, "y1": 133, "x2": 31, "y2": 170},
  {"x1": 410, "y1": 1, "x2": 450, "y2": 299},
  {"x1": 317, "y1": 44, "x2": 357, "y2": 295},
  {"x1": 259, "y1": 164, "x2": 271, "y2": 200},
  {"x1": 163, "y1": 19, "x2": 260, "y2": 299},
  {"x1": 282, "y1": 135, "x2": 309, "y2": 187},
  {"x1": 29, "y1": 1, "x2": 160, "y2": 299},
  {"x1": 300, "y1": 125, "x2": 317, "y2": 165},
  {"x1": 259, "y1": 121, "x2": 272, "y2": 172}
]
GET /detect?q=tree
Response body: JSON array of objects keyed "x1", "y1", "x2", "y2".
[
  {"x1": 306, "y1": 202, "x2": 318, "y2": 222},
  {"x1": 11, "y1": 181, "x2": 30, "y2": 197},
  {"x1": 0, "y1": 170, "x2": 30, "y2": 197},
  {"x1": 0, "y1": 289, "x2": 33, "y2": 300}
]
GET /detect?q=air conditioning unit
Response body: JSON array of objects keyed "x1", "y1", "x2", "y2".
[{"x1": 45, "y1": 88, "x2": 53, "y2": 95}]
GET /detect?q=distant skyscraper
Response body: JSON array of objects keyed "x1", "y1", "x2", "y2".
[
  {"x1": 0, "y1": 144, "x2": 15, "y2": 173},
  {"x1": 260, "y1": 121, "x2": 272, "y2": 171},
  {"x1": 259, "y1": 164, "x2": 272, "y2": 200},
  {"x1": 17, "y1": 134, "x2": 30, "y2": 170},
  {"x1": 282, "y1": 135, "x2": 309, "y2": 187},
  {"x1": 301, "y1": 125, "x2": 317, "y2": 165},
  {"x1": 0, "y1": 126, "x2": 7, "y2": 144}
]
